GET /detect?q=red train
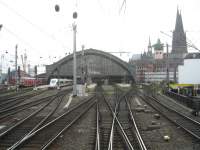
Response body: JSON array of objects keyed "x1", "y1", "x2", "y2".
[{"x1": 9, "y1": 77, "x2": 46, "y2": 87}]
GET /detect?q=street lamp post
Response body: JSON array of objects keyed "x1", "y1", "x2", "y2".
[
  {"x1": 81, "y1": 45, "x2": 85, "y2": 85},
  {"x1": 54, "y1": 5, "x2": 78, "y2": 96}
]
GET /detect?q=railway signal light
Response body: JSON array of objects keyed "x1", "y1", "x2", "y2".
[
  {"x1": 55, "y1": 4, "x2": 60, "y2": 12},
  {"x1": 73, "y1": 12, "x2": 78, "y2": 19}
]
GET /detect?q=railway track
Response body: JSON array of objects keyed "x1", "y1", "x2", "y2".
[
  {"x1": 115, "y1": 86, "x2": 147, "y2": 150},
  {"x1": 0, "y1": 88, "x2": 32, "y2": 100},
  {"x1": 0, "y1": 90, "x2": 46, "y2": 111},
  {"x1": 139, "y1": 92, "x2": 200, "y2": 141},
  {"x1": 0, "y1": 89, "x2": 71, "y2": 123},
  {"x1": 124, "y1": 96, "x2": 147, "y2": 150},
  {"x1": 0, "y1": 94, "x2": 56, "y2": 122},
  {"x1": 0, "y1": 88, "x2": 15, "y2": 95},
  {"x1": 0, "y1": 85, "x2": 148, "y2": 150},
  {"x1": 96, "y1": 86, "x2": 147, "y2": 150},
  {"x1": 96, "y1": 89, "x2": 113, "y2": 149},
  {"x1": 0, "y1": 95, "x2": 63, "y2": 148},
  {"x1": 0, "y1": 91, "x2": 57, "y2": 122},
  {"x1": 3, "y1": 95, "x2": 96, "y2": 150}
]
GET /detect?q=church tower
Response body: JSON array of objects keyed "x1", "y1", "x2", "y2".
[
  {"x1": 147, "y1": 37, "x2": 152, "y2": 56},
  {"x1": 154, "y1": 39, "x2": 164, "y2": 60},
  {"x1": 171, "y1": 8, "x2": 187, "y2": 58}
]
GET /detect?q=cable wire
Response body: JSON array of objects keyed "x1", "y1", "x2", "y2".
[{"x1": 0, "y1": 0, "x2": 68, "y2": 50}]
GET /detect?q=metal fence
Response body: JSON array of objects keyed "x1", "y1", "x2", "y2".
[{"x1": 165, "y1": 90, "x2": 200, "y2": 111}]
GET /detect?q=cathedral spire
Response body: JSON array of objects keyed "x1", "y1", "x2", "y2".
[
  {"x1": 148, "y1": 37, "x2": 152, "y2": 56},
  {"x1": 148, "y1": 37, "x2": 151, "y2": 48},
  {"x1": 172, "y1": 8, "x2": 187, "y2": 56},
  {"x1": 175, "y1": 8, "x2": 184, "y2": 32}
]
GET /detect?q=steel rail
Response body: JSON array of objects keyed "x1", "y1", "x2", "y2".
[
  {"x1": 95, "y1": 101, "x2": 101, "y2": 150},
  {"x1": 8, "y1": 95, "x2": 65, "y2": 150},
  {"x1": 0, "y1": 95, "x2": 56, "y2": 138},
  {"x1": 149, "y1": 95, "x2": 200, "y2": 139},
  {"x1": 0, "y1": 88, "x2": 31, "y2": 100},
  {"x1": 98, "y1": 86, "x2": 119, "y2": 150},
  {"x1": 0, "y1": 88, "x2": 15, "y2": 95},
  {"x1": 0, "y1": 95, "x2": 55, "y2": 121},
  {"x1": 0, "y1": 90, "x2": 43, "y2": 105},
  {"x1": 0, "y1": 93, "x2": 58, "y2": 117},
  {"x1": 139, "y1": 93, "x2": 200, "y2": 140},
  {"x1": 41, "y1": 100, "x2": 96, "y2": 150},
  {"x1": 107, "y1": 87, "x2": 125, "y2": 150},
  {"x1": 95, "y1": 86, "x2": 113, "y2": 150},
  {"x1": 8, "y1": 95, "x2": 95, "y2": 150},
  {"x1": 0, "y1": 89, "x2": 38, "y2": 101},
  {"x1": 0, "y1": 89, "x2": 38, "y2": 103},
  {"x1": 0, "y1": 89, "x2": 70, "y2": 116},
  {"x1": 1, "y1": 87, "x2": 74, "y2": 120},
  {"x1": 125, "y1": 96, "x2": 147, "y2": 150},
  {"x1": 0, "y1": 90, "x2": 45, "y2": 111},
  {"x1": 149, "y1": 95, "x2": 200, "y2": 125},
  {"x1": 102, "y1": 93, "x2": 134, "y2": 150},
  {"x1": 108, "y1": 99, "x2": 118, "y2": 150}
]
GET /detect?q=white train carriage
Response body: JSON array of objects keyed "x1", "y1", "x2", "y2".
[{"x1": 49, "y1": 78, "x2": 72, "y2": 89}]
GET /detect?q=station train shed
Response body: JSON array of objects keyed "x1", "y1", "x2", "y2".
[{"x1": 46, "y1": 48, "x2": 135, "y2": 83}]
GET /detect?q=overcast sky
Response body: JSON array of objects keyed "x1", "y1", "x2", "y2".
[{"x1": 0, "y1": 0, "x2": 200, "y2": 71}]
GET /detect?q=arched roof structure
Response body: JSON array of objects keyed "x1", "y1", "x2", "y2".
[{"x1": 46, "y1": 48, "x2": 135, "y2": 82}]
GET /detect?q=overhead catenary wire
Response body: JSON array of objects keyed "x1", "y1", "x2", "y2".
[
  {"x1": 119, "y1": 0, "x2": 126, "y2": 14},
  {"x1": 160, "y1": 31, "x2": 200, "y2": 52},
  {"x1": 0, "y1": 0, "x2": 69, "y2": 51},
  {"x1": 2, "y1": 26, "x2": 38, "y2": 53}
]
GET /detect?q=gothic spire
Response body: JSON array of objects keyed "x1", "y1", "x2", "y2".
[
  {"x1": 172, "y1": 8, "x2": 187, "y2": 55},
  {"x1": 148, "y1": 37, "x2": 152, "y2": 56},
  {"x1": 175, "y1": 8, "x2": 184, "y2": 32},
  {"x1": 148, "y1": 37, "x2": 151, "y2": 48}
]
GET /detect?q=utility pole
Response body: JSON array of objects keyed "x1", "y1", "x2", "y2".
[
  {"x1": 7, "y1": 67, "x2": 10, "y2": 87},
  {"x1": 18, "y1": 66, "x2": 21, "y2": 89},
  {"x1": 34, "y1": 65, "x2": 37, "y2": 90},
  {"x1": 24, "y1": 50, "x2": 27, "y2": 73},
  {"x1": 72, "y1": 12, "x2": 78, "y2": 96},
  {"x1": 15, "y1": 44, "x2": 18, "y2": 91},
  {"x1": 57, "y1": 67, "x2": 60, "y2": 90},
  {"x1": 166, "y1": 43, "x2": 169, "y2": 89},
  {"x1": 81, "y1": 45, "x2": 85, "y2": 85},
  {"x1": 0, "y1": 25, "x2": 3, "y2": 82},
  {"x1": 85, "y1": 49, "x2": 88, "y2": 86},
  {"x1": 174, "y1": 65, "x2": 177, "y2": 83}
]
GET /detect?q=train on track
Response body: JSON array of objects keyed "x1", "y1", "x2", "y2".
[
  {"x1": 9, "y1": 77, "x2": 46, "y2": 87},
  {"x1": 49, "y1": 78, "x2": 72, "y2": 89}
]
